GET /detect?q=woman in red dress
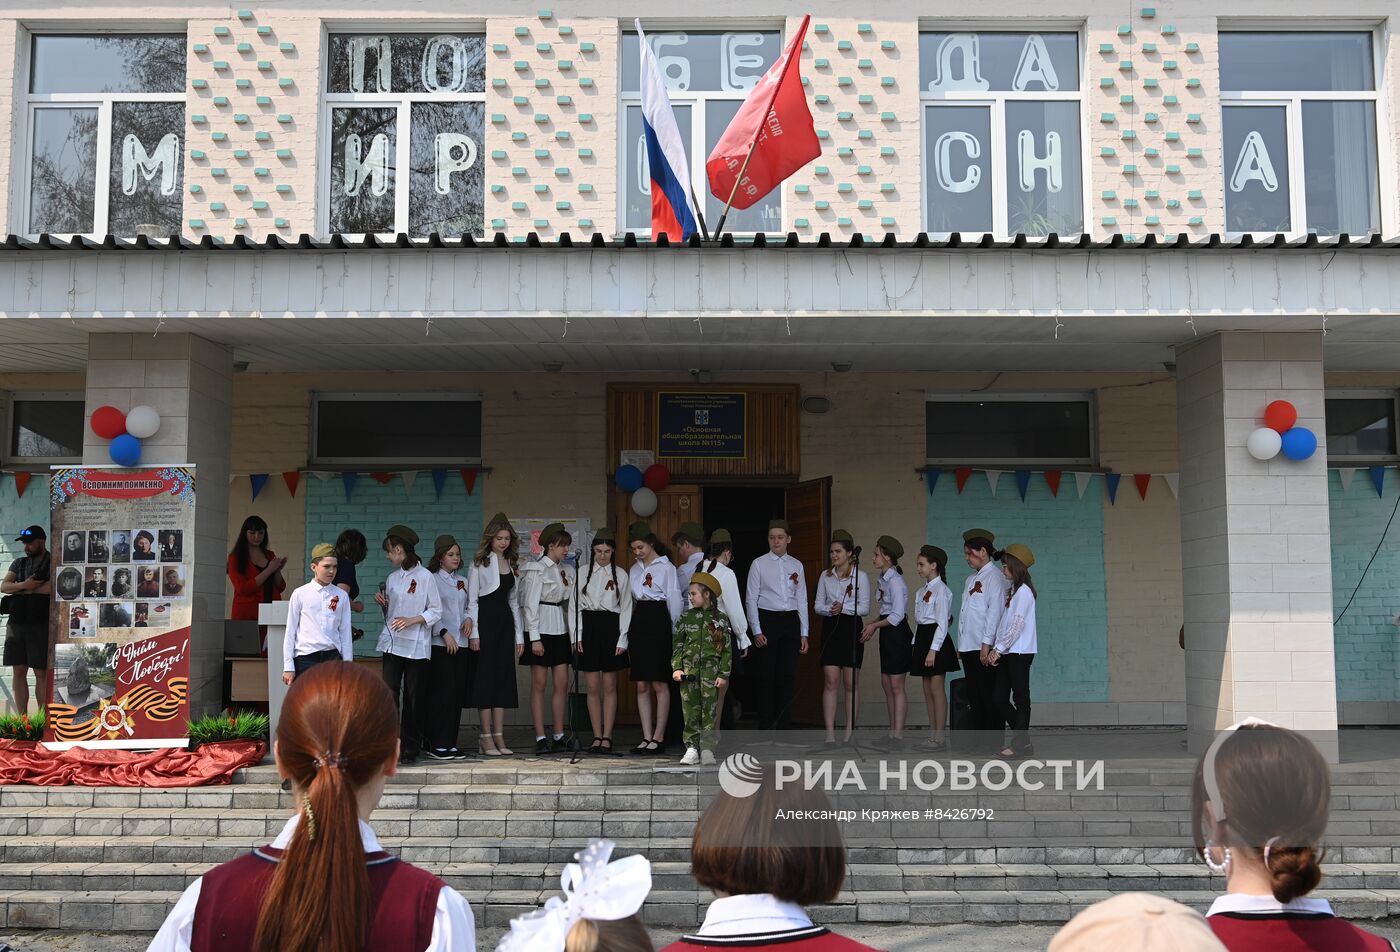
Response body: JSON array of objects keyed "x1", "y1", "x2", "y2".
[{"x1": 227, "y1": 515, "x2": 287, "y2": 654}]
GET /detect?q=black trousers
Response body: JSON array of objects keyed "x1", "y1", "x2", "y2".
[
  {"x1": 995, "y1": 653, "x2": 1034, "y2": 750},
  {"x1": 425, "y1": 644, "x2": 469, "y2": 750},
  {"x1": 381, "y1": 652, "x2": 427, "y2": 756},
  {"x1": 958, "y1": 650, "x2": 1002, "y2": 748},
  {"x1": 293, "y1": 648, "x2": 341, "y2": 678},
  {"x1": 754, "y1": 609, "x2": 802, "y2": 731}
]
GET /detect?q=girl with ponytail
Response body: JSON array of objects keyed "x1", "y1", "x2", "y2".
[{"x1": 149, "y1": 662, "x2": 477, "y2": 952}]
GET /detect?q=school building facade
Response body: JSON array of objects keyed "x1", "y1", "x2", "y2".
[{"x1": 1, "y1": 1, "x2": 1399, "y2": 747}]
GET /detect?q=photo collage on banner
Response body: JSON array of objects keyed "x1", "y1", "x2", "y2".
[{"x1": 45, "y1": 467, "x2": 196, "y2": 748}]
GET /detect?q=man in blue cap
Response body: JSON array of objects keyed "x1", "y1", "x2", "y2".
[{"x1": 2, "y1": 526, "x2": 52, "y2": 713}]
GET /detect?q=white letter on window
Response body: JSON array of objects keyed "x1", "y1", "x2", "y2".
[
  {"x1": 421, "y1": 34, "x2": 469, "y2": 93},
  {"x1": 934, "y1": 131, "x2": 982, "y2": 193},
  {"x1": 122, "y1": 133, "x2": 178, "y2": 196},
  {"x1": 1017, "y1": 129, "x2": 1063, "y2": 193},
  {"x1": 344, "y1": 133, "x2": 390, "y2": 197},
  {"x1": 1229, "y1": 130, "x2": 1279, "y2": 193},
  {"x1": 651, "y1": 33, "x2": 691, "y2": 92},
  {"x1": 348, "y1": 36, "x2": 391, "y2": 93},
  {"x1": 721, "y1": 32, "x2": 765, "y2": 91},
  {"x1": 636, "y1": 133, "x2": 652, "y2": 195},
  {"x1": 434, "y1": 133, "x2": 477, "y2": 194},
  {"x1": 927, "y1": 34, "x2": 989, "y2": 93},
  {"x1": 1012, "y1": 34, "x2": 1060, "y2": 91}
]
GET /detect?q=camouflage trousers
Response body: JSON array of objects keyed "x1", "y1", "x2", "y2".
[{"x1": 680, "y1": 681, "x2": 720, "y2": 750}]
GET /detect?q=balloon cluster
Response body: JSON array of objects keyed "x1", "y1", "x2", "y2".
[
  {"x1": 615, "y1": 463, "x2": 671, "y2": 516},
  {"x1": 90, "y1": 405, "x2": 163, "y2": 467},
  {"x1": 1247, "y1": 401, "x2": 1317, "y2": 462}
]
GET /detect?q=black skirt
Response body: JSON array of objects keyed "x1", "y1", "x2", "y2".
[
  {"x1": 627, "y1": 600, "x2": 673, "y2": 682},
  {"x1": 911, "y1": 623, "x2": 961, "y2": 678},
  {"x1": 576, "y1": 610, "x2": 627, "y2": 672},
  {"x1": 469, "y1": 575, "x2": 518, "y2": 709},
  {"x1": 818, "y1": 614, "x2": 864, "y2": 669},
  {"x1": 878, "y1": 615, "x2": 913, "y2": 675},
  {"x1": 520, "y1": 632, "x2": 572, "y2": 667}
]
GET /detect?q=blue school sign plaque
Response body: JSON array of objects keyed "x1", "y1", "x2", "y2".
[{"x1": 657, "y1": 392, "x2": 746, "y2": 459}]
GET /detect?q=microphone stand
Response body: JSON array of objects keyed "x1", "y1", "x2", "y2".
[{"x1": 566, "y1": 550, "x2": 585, "y2": 764}]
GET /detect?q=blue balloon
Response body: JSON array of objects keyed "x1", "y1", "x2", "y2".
[
  {"x1": 109, "y1": 433, "x2": 142, "y2": 467},
  {"x1": 1280, "y1": 427, "x2": 1317, "y2": 461},
  {"x1": 615, "y1": 464, "x2": 644, "y2": 492}
]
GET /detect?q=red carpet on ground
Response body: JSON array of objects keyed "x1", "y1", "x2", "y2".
[{"x1": 0, "y1": 739, "x2": 265, "y2": 786}]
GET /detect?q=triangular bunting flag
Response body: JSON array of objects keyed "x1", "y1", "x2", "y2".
[
  {"x1": 250, "y1": 473, "x2": 269, "y2": 501},
  {"x1": 955, "y1": 468, "x2": 973, "y2": 494},
  {"x1": 282, "y1": 471, "x2": 301, "y2": 498},
  {"x1": 1338, "y1": 468, "x2": 1357, "y2": 492},
  {"x1": 13, "y1": 471, "x2": 32, "y2": 498},
  {"x1": 370, "y1": 472, "x2": 394, "y2": 485},
  {"x1": 1044, "y1": 470, "x2": 1062, "y2": 497},
  {"x1": 1163, "y1": 473, "x2": 1180, "y2": 499},
  {"x1": 432, "y1": 469, "x2": 448, "y2": 500},
  {"x1": 342, "y1": 471, "x2": 358, "y2": 502},
  {"x1": 462, "y1": 468, "x2": 479, "y2": 496},
  {"x1": 924, "y1": 468, "x2": 941, "y2": 496},
  {"x1": 1369, "y1": 465, "x2": 1386, "y2": 498},
  {"x1": 1105, "y1": 472, "x2": 1122, "y2": 505},
  {"x1": 985, "y1": 470, "x2": 1004, "y2": 497},
  {"x1": 312, "y1": 471, "x2": 335, "y2": 482},
  {"x1": 1134, "y1": 473, "x2": 1152, "y2": 501},
  {"x1": 1074, "y1": 472, "x2": 1094, "y2": 499},
  {"x1": 1015, "y1": 470, "x2": 1031, "y2": 501},
  {"x1": 401, "y1": 471, "x2": 417, "y2": 496}
]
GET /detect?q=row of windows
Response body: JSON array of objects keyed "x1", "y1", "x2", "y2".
[
  {"x1": 17, "y1": 29, "x2": 1385, "y2": 239},
  {"x1": 9, "y1": 391, "x2": 1398, "y2": 466}
]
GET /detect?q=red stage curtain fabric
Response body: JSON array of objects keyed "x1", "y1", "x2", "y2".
[{"x1": 0, "y1": 740, "x2": 265, "y2": 786}]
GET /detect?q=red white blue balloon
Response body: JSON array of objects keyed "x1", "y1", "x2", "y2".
[
  {"x1": 615, "y1": 465, "x2": 644, "y2": 492},
  {"x1": 1246, "y1": 427, "x2": 1282, "y2": 461},
  {"x1": 1280, "y1": 427, "x2": 1317, "y2": 461},
  {"x1": 124, "y1": 405, "x2": 162, "y2": 439},
  {"x1": 109, "y1": 433, "x2": 142, "y2": 467},
  {"x1": 630, "y1": 487, "x2": 658, "y2": 517}
]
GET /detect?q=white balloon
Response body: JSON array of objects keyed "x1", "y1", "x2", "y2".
[
  {"x1": 125, "y1": 405, "x2": 162, "y2": 439},
  {"x1": 631, "y1": 487, "x2": 658, "y2": 517},
  {"x1": 1246, "y1": 426, "x2": 1282, "y2": 461}
]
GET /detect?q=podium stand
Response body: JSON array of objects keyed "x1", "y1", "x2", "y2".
[{"x1": 259, "y1": 601, "x2": 291, "y2": 739}]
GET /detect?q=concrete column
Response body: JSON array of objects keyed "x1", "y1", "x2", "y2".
[
  {"x1": 83, "y1": 333, "x2": 233, "y2": 716},
  {"x1": 1175, "y1": 331, "x2": 1337, "y2": 751}
]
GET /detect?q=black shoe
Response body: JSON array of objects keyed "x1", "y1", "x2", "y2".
[
  {"x1": 399, "y1": 750, "x2": 420, "y2": 765},
  {"x1": 423, "y1": 748, "x2": 453, "y2": 760},
  {"x1": 552, "y1": 736, "x2": 569, "y2": 752},
  {"x1": 534, "y1": 738, "x2": 550, "y2": 755},
  {"x1": 449, "y1": 748, "x2": 472, "y2": 760}
]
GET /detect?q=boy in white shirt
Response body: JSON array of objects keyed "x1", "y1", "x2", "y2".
[{"x1": 282, "y1": 543, "x2": 353, "y2": 684}]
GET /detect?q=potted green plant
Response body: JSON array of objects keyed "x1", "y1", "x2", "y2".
[
  {"x1": 186, "y1": 709, "x2": 270, "y2": 760},
  {"x1": 0, "y1": 710, "x2": 45, "y2": 748}
]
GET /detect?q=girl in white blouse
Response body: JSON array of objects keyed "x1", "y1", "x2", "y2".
[
  {"x1": 626, "y1": 522, "x2": 682, "y2": 756},
  {"x1": 910, "y1": 545, "x2": 958, "y2": 752},
  {"x1": 466, "y1": 513, "x2": 523, "y2": 756},
  {"x1": 812, "y1": 529, "x2": 871, "y2": 746},
  {"x1": 374, "y1": 525, "x2": 442, "y2": 765},
  {"x1": 573, "y1": 526, "x2": 633, "y2": 755},
  {"x1": 861, "y1": 536, "x2": 911, "y2": 750},
  {"x1": 424, "y1": 535, "x2": 472, "y2": 761},
  {"x1": 988, "y1": 543, "x2": 1038, "y2": 758}
]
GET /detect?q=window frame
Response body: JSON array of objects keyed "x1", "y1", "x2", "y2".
[
  {"x1": 318, "y1": 25, "x2": 488, "y2": 239},
  {"x1": 19, "y1": 29, "x2": 187, "y2": 239},
  {"x1": 3, "y1": 391, "x2": 86, "y2": 466},
  {"x1": 1219, "y1": 27, "x2": 1386, "y2": 240},
  {"x1": 1324, "y1": 388, "x2": 1400, "y2": 464},
  {"x1": 617, "y1": 22, "x2": 788, "y2": 238},
  {"x1": 924, "y1": 391, "x2": 1098, "y2": 467},
  {"x1": 309, "y1": 390, "x2": 484, "y2": 467},
  {"x1": 918, "y1": 26, "x2": 1090, "y2": 240}
]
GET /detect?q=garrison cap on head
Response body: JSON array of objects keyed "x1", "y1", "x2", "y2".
[
  {"x1": 592, "y1": 524, "x2": 618, "y2": 545},
  {"x1": 675, "y1": 522, "x2": 705, "y2": 544},
  {"x1": 875, "y1": 535, "x2": 904, "y2": 560},
  {"x1": 919, "y1": 545, "x2": 948, "y2": 566},
  {"x1": 15, "y1": 525, "x2": 45, "y2": 542},
  {"x1": 311, "y1": 542, "x2": 336, "y2": 561},
  {"x1": 486, "y1": 512, "x2": 513, "y2": 531},
  {"x1": 539, "y1": 522, "x2": 567, "y2": 541},
  {"x1": 1003, "y1": 543, "x2": 1036, "y2": 568},
  {"x1": 963, "y1": 528, "x2": 996, "y2": 544},
  {"x1": 830, "y1": 529, "x2": 854, "y2": 546},
  {"x1": 628, "y1": 521, "x2": 652, "y2": 543},
  {"x1": 385, "y1": 524, "x2": 419, "y2": 546},
  {"x1": 433, "y1": 534, "x2": 458, "y2": 554},
  {"x1": 690, "y1": 572, "x2": 722, "y2": 598},
  {"x1": 708, "y1": 528, "x2": 732, "y2": 545},
  {"x1": 768, "y1": 519, "x2": 791, "y2": 533}
]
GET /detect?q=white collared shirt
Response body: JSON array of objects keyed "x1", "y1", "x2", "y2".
[
  {"x1": 745, "y1": 551, "x2": 809, "y2": 638},
  {"x1": 431, "y1": 569, "x2": 470, "y2": 648},
  {"x1": 994, "y1": 583, "x2": 1037, "y2": 655},
  {"x1": 813, "y1": 567, "x2": 872, "y2": 619},
  {"x1": 1206, "y1": 893, "x2": 1335, "y2": 918},
  {"x1": 576, "y1": 557, "x2": 634, "y2": 645},
  {"x1": 677, "y1": 550, "x2": 704, "y2": 595},
  {"x1": 874, "y1": 566, "x2": 908, "y2": 628},
  {"x1": 518, "y1": 555, "x2": 573, "y2": 641},
  {"x1": 690, "y1": 893, "x2": 818, "y2": 939},
  {"x1": 466, "y1": 552, "x2": 523, "y2": 645},
  {"x1": 282, "y1": 579, "x2": 353, "y2": 673},
  {"x1": 957, "y1": 561, "x2": 1008, "y2": 652},
  {"x1": 147, "y1": 815, "x2": 477, "y2": 952},
  {"x1": 376, "y1": 564, "x2": 443, "y2": 660},
  {"x1": 914, "y1": 576, "x2": 953, "y2": 651},
  {"x1": 629, "y1": 555, "x2": 682, "y2": 625}
]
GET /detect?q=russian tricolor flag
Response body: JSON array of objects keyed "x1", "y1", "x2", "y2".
[{"x1": 636, "y1": 21, "x2": 700, "y2": 242}]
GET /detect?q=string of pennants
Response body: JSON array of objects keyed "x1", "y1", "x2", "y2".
[
  {"x1": 1335, "y1": 466, "x2": 1397, "y2": 498},
  {"x1": 923, "y1": 467, "x2": 1176, "y2": 504},
  {"x1": 230, "y1": 468, "x2": 484, "y2": 502}
]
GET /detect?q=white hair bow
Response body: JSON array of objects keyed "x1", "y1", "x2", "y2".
[{"x1": 496, "y1": 840, "x2": 653, "y2": 952}]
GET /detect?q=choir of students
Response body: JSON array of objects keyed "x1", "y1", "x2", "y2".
[{"x1": 284, "y1": 514, "x2": 1043, "y2": 762}]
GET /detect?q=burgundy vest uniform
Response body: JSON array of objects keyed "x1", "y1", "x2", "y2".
[
  {"x1": 663, "y1": 926, "x2": 883, "y2": 951},
  {"x1": 191, "y1": 846, "x2": 445, "y2": 952},
  {"x1": 1209, "y1": 912, "x2": 1399, "y2": 952}
]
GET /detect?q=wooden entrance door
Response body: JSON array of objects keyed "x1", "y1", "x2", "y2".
[
  {"x1": 609, "y1": 484, "x2": 703, "y2": 723},
  {"x1": 784, "y1": 477, "x2": 831, "y2": 726}
]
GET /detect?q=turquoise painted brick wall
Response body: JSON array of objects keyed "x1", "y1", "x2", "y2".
[
  {"x1": 304, "y1": 474, "x2": 483, "y2": 658},
  {"x1": 1330, "y1": 469, "x2": 1400, "y2": 702},
  {"x1": 925, "y1": 474, "x2": 1110, "y2": 702}
]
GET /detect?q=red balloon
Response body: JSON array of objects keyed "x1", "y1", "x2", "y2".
[
  {"x1": 643, "y1": 464, "x2": 671, "y2": 492},
  {"x1": 90, "y1": 405, "x2": 127, "y2": 439},
  {"x1": 1264, "y1": 400, "x2": 1298, "y2": 434}
]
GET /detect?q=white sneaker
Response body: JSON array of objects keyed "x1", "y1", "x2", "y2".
[
  {"x1": 680, "y1": 747, "x2": 700, "y2": 765},
  {"x1": 700, "y1": 749, "x2": 716, "y2": 765}
]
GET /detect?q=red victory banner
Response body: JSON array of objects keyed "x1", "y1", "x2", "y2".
[{"x1": 45, "y1": 467, "x2": 196, "y2": 749}]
